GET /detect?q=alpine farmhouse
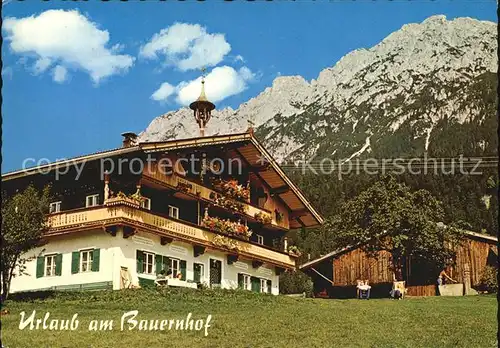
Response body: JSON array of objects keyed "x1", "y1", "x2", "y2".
[{"x1": 3, "y1": 80, "x2": 323, "y2": 295}]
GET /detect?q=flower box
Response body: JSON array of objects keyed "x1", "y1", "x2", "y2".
[
  {"x1": 211, "y1": 178, "x2": 250, "y2": 202},
  {"x1": 211, "y1": 235, "x2": 240, "y2": 251},
  {"x1": 202, "y1": 216, "x2": 252, "y2": 240},
  {"x1": 106, "y1": 192, "x2": 143, "y2": 208},
  {"x1": 214, "y1": 195, "x2": 246, "y2": 214},
  {"x1": 254, "y1": 212, "x2": 272, "y2": 225},
  {"x1": 177, "y1": 182, "x2": 192, "y2": 194}
]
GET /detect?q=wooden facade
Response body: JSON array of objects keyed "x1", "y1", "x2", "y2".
[{"x1": 301, "y1": 232, "x2": 497, "y2": 298}]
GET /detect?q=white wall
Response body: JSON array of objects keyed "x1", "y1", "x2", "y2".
[
  {"x1": 117, "y1": 229, "x2": 280, "y2": 295},
  {"x1": 10, "y1": 229, "x2": 117, "y2": 293},
  {"x1": 10, "y1": 228, "x2": 280, "y2": 295}
]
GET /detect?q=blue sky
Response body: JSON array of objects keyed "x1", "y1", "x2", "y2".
[{"x1": 1, "y1": 1, "x2": 496, "y2": 173}]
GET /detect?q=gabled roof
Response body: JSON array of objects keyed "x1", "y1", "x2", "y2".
[
  {"x1": 299, "y1": 230, "x2": 498, "y2": 271},
  {"x1": 2, "y1": 131, "x2": 323, "y2": 228},
  {"x1": 140, "y1": 131, "x2": 324, "y2": 228},
  {"x1": 299, "y1": 245, "x2": 357, "y2": 271},
  {"x1": 2, "y1": 146, "x2": 141, "y2": 181}
]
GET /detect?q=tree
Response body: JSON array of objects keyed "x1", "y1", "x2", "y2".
[
  {"x1": 323, "y1": 176, "x2": 464, "y2": 279},
  {"x1": 1, "y1": 184, "x2": 51, "y2": 301}
]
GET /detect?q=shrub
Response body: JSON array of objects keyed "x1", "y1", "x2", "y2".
[
  {"x1": 279, "y1": 271, "x2": 313, "y2": 297},
  {"x1": 478, "y1": 265, "x2": 498, "y2": 293}
]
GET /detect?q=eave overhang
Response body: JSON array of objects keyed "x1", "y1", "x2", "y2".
[{"x1": 2, "y1": 131, "x2": 323, "y2": 228}]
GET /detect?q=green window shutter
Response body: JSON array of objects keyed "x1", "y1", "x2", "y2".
[
  {"x1": 55, "y1": 254, "x2": 63, "y2": 276},
  {"x1": 71, "y1": 251, "x2": 80, "y2": 274},
  {"x1": 163, "y1": 256, "x2": 171, "y2": 273},
  {"x1": 136, "y1": 250, "x2": 144, "y2": 274},
  {"x1": 180, "y1": 260, "x2": 187, "y2": 281},
  {"x1": 36, "y1": 256, "x2": 45, "y2": 278},
  {"x1": 238, "y1": 274, "x2": 244, "y2": 289},
  {"x1": 267, "y1": 279, "x2": 272, "y2": 294},
  {"x1": 155, "y1": 255, "x2": 163, "y2": 275},
  {"x1": 193, "y1": 264, "x2": 201, "y2": 283},
  {"x1": 251, "y1": 276, "x2": 260, "y2": 293},
  {"x1": 91, "y1": 249, "x2": 100, "y2": 272}
]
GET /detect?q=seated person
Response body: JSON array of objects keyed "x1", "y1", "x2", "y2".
[
  {"x1": 357, "y1": 280, "x2": 371, "y2": 299},
  {"x1": 390, "y1": 280, "x2": 405, "y2": 299},
  {"x1": 356, "y1": 280, "x2": 363, "y2": 298},
  {"x1": 390, "y1": 288, "x2": 403, "y2": 299}
]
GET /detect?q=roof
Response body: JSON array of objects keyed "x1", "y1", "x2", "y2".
[
  {"x1": 141, "y1": 131, "x2": 324, "y2": 228},
  {"x1": 2, "y1": 131, "x2": 323, "y2": 228},
  {"x1": 299, "y1": 230, "x2": 498, "y2": 271},
  {"x1": 463, "y1": 230, "x2": 498, "y2": 243},
  {"x1": 299, "y1": 245, "x2": 357, "y2": 271},
  {"x1": 2, "y1": 146, "x2": 140, "y2": 181}
]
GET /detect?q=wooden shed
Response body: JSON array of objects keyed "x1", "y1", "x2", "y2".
[{"x1": 299, "y1": 231, "x2": 498, "y2": 298}]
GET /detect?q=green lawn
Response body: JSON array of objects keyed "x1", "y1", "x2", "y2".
[{"x1": 1, "y1": 289, "x2": 497, "y2": 348}]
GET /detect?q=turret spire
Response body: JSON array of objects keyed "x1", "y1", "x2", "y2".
[{"x1": 189, "y1": 67, "x2": 215, "y2": 137}]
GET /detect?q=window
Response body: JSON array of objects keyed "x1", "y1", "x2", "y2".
[
  {"x1": 141, "y1": 197, "x2": 151, "y2": 210},
  {"x1": 168, "y1": 205, "x2": 179, "y2": 219},
  {"x1": 138, "y1": 252, "x2": 185, "y2": 279},
  {"x1": 239, "y1": 274, "x2": 251, "y2": 290},
  {"x1": 45, "y1": 255, "x2": 57, "y2": 276},
  {"x1": 260, "y1": 278, "x2": 270, "y2": 293},
  {"x1": 49, "y1": 201, "x2": 61, "y2": 214},
  {"x1": 80, "y1": 250, "x2": 94, "y2": 273},
  {"x1": 72, "y1": 249, "x2": 99, "y2": 274},
  {"x1": 194, "y1": 263, "x2": 204, "y2": 283},
  {"x1": 143, "y1": 252, "x2": 154, "y2": 275},
  {"x1": 170, "y1": 258, "x2": 180, "y2": 277},
  {"x1": 37, "y1": 254, "x2": 62, "y2": 278},
  {"x1": 256, "y1": 234, "x2": 264, "y2": 245},
  {"x1": 86, "y1": 194, "x2": 99, "y2": 207}
]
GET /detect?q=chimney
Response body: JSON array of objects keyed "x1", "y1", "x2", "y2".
[{"x1": 121, "y1": 132, "x2": 138, "y2": 148}]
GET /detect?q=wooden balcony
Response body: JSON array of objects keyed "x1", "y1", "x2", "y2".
[
  {"x1": 46, "y1": 201, "x2": 296, "y2": 269},
  {"x1": 141, "y1": 169, "x2": 289, "y2": 230}
]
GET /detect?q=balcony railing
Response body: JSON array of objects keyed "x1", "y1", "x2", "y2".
[
  {"x1": 142, "y1": 169, "x2": 289, "y2": 229},
  {"x1": 46, "y1": 202, "x2": 296, "y2": 269}
]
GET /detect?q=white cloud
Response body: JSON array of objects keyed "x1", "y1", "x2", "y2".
[
  {"x1": 238, "y1": 66, "x2": 255, "y2": 81},
  {"x1": 140, "y1": 23, "x2": 231, "y2": 71},
  {"x1": 52, "y1": 65, "x2": 68, "y2": 83},
  {"x1": 34, "y1": 57, "x2": 52, "y2": 74},
  {"x1": 176, "y1": 66, "x2": 255, "y2": 105},
  {"x1": 150, "y1": 82, "x2": 175, "y2": 102},
  {"x1": 151, "y1": 65, "x2": 255, "y2": 105},
  {"x1": 234, "y1": 55, "x2": 245, "y2": 63},
  {"x1": 2, "y1": 9, "x2": 134, "y2": 84},
  {"x1": 2, "y1": 67, "x2": 13, "y2": 80}
]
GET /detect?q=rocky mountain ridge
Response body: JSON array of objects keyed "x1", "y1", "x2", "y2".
[{"x1": 140, "y1": 15, "x2": 498, "y2": 162}]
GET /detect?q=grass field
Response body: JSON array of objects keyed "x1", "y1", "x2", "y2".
[{"x1": 1, "y1": 288, "x2": 497, "y2": 348}]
